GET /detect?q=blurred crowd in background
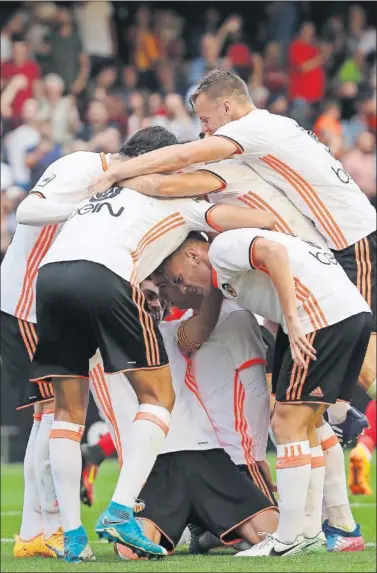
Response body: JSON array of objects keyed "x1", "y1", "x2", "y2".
[{"x1": 1, "y1": 1, "x2": 376, "y2": 261}]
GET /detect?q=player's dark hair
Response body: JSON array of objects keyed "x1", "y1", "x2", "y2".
[{"x1": 119, "y1": 126, "x2": 178, "y2": 158}]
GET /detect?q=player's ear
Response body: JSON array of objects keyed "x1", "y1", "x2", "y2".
[
  {"x1": 186, "y1": 246, "x2": 200, "y2": 263},
  {"x1": 223, "y1": 100, "x2": 231, "y2": 115}
]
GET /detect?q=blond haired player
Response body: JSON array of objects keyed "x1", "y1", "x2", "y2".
[
  {"x1": 161, "y1": 229, "x2": 371, "y2": 557},
  {"x1": 88, "y1": 69, "x2": 376, "y2": 405}
]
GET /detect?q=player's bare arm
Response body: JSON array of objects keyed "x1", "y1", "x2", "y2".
[
  {"x1": 251, "y1": 237, "x2": 316, "y2": 368},
  {"x1": 16, "y1": 193, "x2": 77, "y2": 226},
  {"x1": 87, "y1": 136, "x2": 237, "y2": 197},
  {"x1": 207, "y1": 204, "x2": 276, "y2": 231},
  {"x1": 124, "y1": 170, "x2": 225, "y2": 199},
  {"x1": 177, "y1": 287, "x2": 223, "y2": 353}
]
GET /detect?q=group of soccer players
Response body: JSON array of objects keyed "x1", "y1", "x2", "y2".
[{"x1": 1, "y1": 69, "x2": 375, "y2": 562}]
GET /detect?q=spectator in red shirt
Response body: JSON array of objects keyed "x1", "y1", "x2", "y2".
[
  {"x1": 1, "y1": 37, "x2": 41, "y2": 121},
  {"x1": 288, "y1": 22, "x2": 330, "y2": 104}
]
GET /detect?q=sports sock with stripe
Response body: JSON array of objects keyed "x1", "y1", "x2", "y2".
[
  {"x1": 275, "y1": 440, "x2": 311, "y2": 544},
  {"x1": 34, "y1": 412, "x2": 61, "y2": 538},
  {"x1": 49, "y1": 421, "x2": 84, "y2": 532},
  {"x1": 19, "y1": 414, "x2": 43, "y2": 540},
  {"x1": 303, "y1": 446, "x2": 325, "y2": 538},
  {"x1": 317, "y1": 422, "x2": 356, "y2": 532},
  {"x1": 112, "y1": 403, "x2": 171, "y2": 509}
]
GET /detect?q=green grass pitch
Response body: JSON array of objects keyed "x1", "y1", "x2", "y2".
[{"x1": 1, "y1": 452, "x2": 376, "y2": 572}]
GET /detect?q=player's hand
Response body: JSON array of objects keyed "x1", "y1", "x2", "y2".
[
  {"x1": 86, "y1": 168, "x2": 118, "y2": 198},
  {"x1": 287, "y1": 317, "x2": 316, "y2": 368}
]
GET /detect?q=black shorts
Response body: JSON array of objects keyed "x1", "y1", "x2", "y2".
[
  {"x1": 333, "y1": 231, "x2": 376, "y2": 330},
  {"x1": 30, "y1": 261, "x2": 169, "y2": 381},
  {"x1": 0, "y1": 311, "x2": 54, "y2": 409},
  {"x1": 136, "y1": 449, "x2": 277, "y2": 551},
  {"x1": 272, "y1": 312, "x2": 372, "y2": 405}
]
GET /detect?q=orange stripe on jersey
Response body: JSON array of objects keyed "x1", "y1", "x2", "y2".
[
  {"x1": 100, "y1": 152, "x2": 108, "y2": 171},
  {"x1": 131, "y1": 213, "x2": 185, "y2": 262},
  {"x1": 364, "y1": 238, "x2": 372, "y2": 308},
  {"x1": 238, "y1": 192, "x2": 294, "y2": 235},
  {"x1": 261, "y1": 155, "x2": 348, "y2": 250},
  {"x1": 184, "y1": 356, "x2": 220, "y2": 438},
  {"x1": 294, "y1": 278, "x2": 327, "y2": 330},
  {"x1": 14, "y1": 224, "x2": 58, "y2": 320},
  {"x1": 359, "y1": 239, "x2": 367, "y2": 303}
]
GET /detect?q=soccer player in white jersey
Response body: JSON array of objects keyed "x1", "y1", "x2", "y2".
[
  {"x1": 89, "y1": 278, "x2": 278, "y2": 560},
  {"x1": 1, "y1": 132, "x2": 138, "y2": 559},
  {"x1": 88, "y1": 69, "x2": 376, "y2": 402},
  {"x1": 21, "y1": 126, "x2": 275, "y2": 560},
  {"x1": 161, "y1": 229, "x2": 371, "y2": 557}
]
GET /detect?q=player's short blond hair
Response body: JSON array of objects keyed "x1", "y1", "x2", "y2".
[{"x1": 189, "y1": 69, "x2": 251, "y2": 108}]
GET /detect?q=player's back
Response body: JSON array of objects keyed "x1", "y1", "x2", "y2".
[
  {"x1": 1, "y1": 151, "x2": 107, "y2": 323},
  {"x1": 42, "y1": 188, "x2": 212, "y2": 285},
  {"x1": 204, "y1": 159, "x2": 328, "y2": 248},
  {"x1": 216, "y1": 110, "x2": 376, "y2": 250},
  {"x1": 189, "y1": 300, "x2": 269, "y2": 464}
]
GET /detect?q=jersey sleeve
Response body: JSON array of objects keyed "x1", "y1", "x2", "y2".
[
  {"x1": 214, "y1": 119, "x2": 251, "y2": 154},
  {"x1": 30, "y1": 151, "x2": 105, "y2": 203},
  {"x1": 209, "y1": 228, "x2": 265, "y2": 273},
  {"x1": 198, "y1": 159, "x2": 250, "y2": 194},
  {"x1": 178, "y1": 197, "x2": 225, "y2": 233}
]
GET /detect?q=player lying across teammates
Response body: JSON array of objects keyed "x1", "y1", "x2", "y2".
[{"x1": 6, "y1": 64, "x2": 375, "y2": 560}]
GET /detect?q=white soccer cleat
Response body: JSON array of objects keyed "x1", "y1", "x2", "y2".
[
  {"x1": 235, "y1": 533, "x2": 308, "y2": 557},
  {"x1": 303, "y1": 531, "x2": 327, "y2": 553}
]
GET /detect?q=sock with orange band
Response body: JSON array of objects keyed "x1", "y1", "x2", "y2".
[
  {"x1": 19, "y1": 413, "x2": 43, "y2": 540},
  {"x1": 49, "y1": 421, "x2": 85, "y2": 533},
  {"x1": 316, "y1": 422, "x2": 356, "y2": 531},
  {"x1": 275, "y1": 440, "x2": 311, "y2": 543},
  {"x1": 303, "y1": 446, "x2": 325, "y2": 538},
  {"x1": 112, "y1": 404, "x2": 171, "y2": 508},
  {"x1": 34, "y1": 412, "x2": 61, "y2": 538}
]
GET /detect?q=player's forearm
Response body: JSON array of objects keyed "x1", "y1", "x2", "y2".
[
  {"x1": 177, "y1": 287, "x2": 223, "y2": 352},
  {"x1": 124, "y1": 174, "x2": 168, "y2": 197},
  {"x1": 263, "y1": 244, "x2": 298, "y2": 323},
  {"x1": 209, "y1": 205, "x2": 276, "y2": 232},
  {"x1": 16, "y1": 195, "x2": 77, "y2": 226}
]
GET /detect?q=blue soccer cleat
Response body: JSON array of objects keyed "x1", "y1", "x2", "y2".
[
  {"x1": 95, "y1": 501, "x2": 167, "y2": 559},
  {"x1": 323, "y1": 519, "x2": 365, "y2": 552},
  {"x1": 64, "y1": 525, "x2": 96, "y2": 563},
  {"x1": 327, "y1": 406, "x2": 369, "y2": 446}
]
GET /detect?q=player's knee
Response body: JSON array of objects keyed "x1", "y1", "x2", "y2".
[
  {"x1": 271, "y1": 404, "x2": 308, "y2": 442},
  {"x1": 54, "y1": 403, "x2": 86, "y2": 425},
  {"x1": 137, "y1": 385, "x2": 175, "y2": 412}
]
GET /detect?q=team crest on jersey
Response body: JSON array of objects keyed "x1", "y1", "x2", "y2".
[
  {"x1": 89, "y1": 186, "x2": 122, "y2": 202},
  {"x1": 36, "y1": 174, "x2": 56, "y2": 187},
  {"x1": 133, "y1": 498, "x2": 145, "y2": 513},
  {"x1": 222, "y1": 283, "x2": 237, "y2": 297}
]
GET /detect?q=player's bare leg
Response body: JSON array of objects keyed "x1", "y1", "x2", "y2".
[
  {"x1": 49, "y1": 377, "x2": 95, "y2": 563},
  {"x1": 316, "y1": 415, "x2": 364, "y2": 552},
  {"x1": 96, "y1": 364, "x2": 174, "y2": 558}
]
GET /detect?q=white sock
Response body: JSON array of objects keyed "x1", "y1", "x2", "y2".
[
  {"x1": 276, "y1": 441, "x2": 311, "y2": 544},
  {"x1": 317, "y1": 422, "x2": 356, "y2": 532},
  {"x1": 368, "y1": 379, "x2": 376, "y2": 400},
  {"x1": 327, "y1": 402, "x2": 351, "y2": 425},
  {"x1": 19, "y1": 416, "x2": 43, "y2": 540},
  {"x1": 49, "y1": 420, "x2": 84, "y2": 533},
  {"x1": 34, "y1": 412, "x2": 61, "y2": 538},
  {"x1": 304, "y1": 446, "x2": 325, "y2": 538},
  {"x1": 112, "y1": 404, "x2": 171, "y2": 508}
]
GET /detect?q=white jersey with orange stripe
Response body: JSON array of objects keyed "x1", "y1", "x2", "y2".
[
  {"x1": 41, "y1": 189, "x2": 217, "y2": 285},
  {"x1": 202, "y1": 159, "x2": 328, "y2": 249},
  {"x1": 209, "y1": 229, "x2": 371, "y2": 335},
  {"x1": 1, "y1": 151, "x2": 109, "y2": 323},
  {"x1": 185, "y1": 300, "x2": 270, "y2": 464},
  {"x1": 89, "y1": 318, "x2": 220, "y2": 457},
  {"x1": 214, "y1": 110, "x2": 376, "y2": 250}
]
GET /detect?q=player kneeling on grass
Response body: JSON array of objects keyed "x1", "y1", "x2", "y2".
[
  {"x1": 161, "y1": 229, "x2": 371, "y2": 557},
  {"x1": 89, "y1": 278, "x2": 279, "y2": 560}
]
